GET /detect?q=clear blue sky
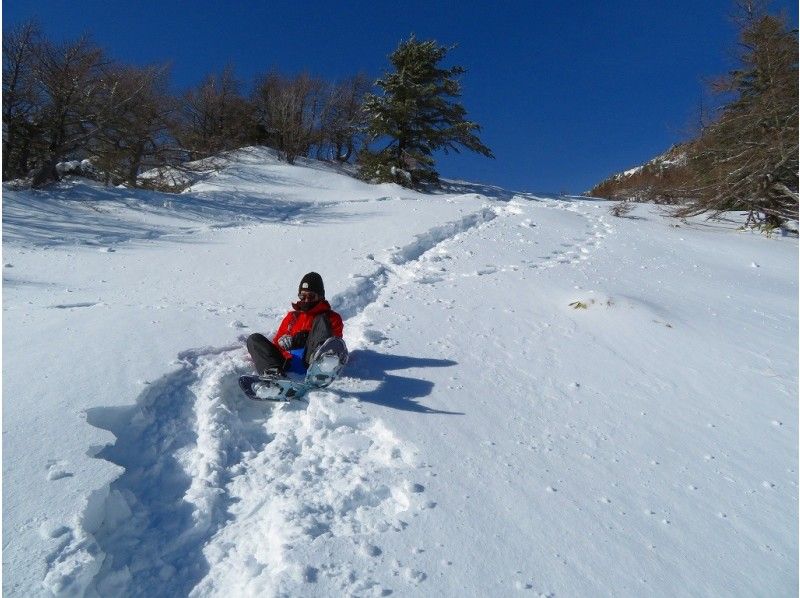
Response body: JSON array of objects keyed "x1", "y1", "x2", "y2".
[{"x1": 4, "y1": 0, "x2": 798, "y2": 193}]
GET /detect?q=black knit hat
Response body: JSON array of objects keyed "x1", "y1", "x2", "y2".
[{"x1": 298, "y1": 272, "x2": 325, "y2": 297}]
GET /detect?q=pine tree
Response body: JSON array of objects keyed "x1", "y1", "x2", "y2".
[{"x1": 359, "y1": 36, "x2": 493, "y2": 188}]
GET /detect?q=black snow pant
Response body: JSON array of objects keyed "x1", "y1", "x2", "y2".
[{"x1": 247, "y1": 313, "x2": 334, "y2": 375}]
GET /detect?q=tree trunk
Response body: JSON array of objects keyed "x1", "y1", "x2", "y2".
[
  {"x1": 127, "y1": 142, "x2": 144, "y2": 187},
  {"x1": 343, "y1": 140, "x2": 354, "y2": 163},
  {"x1": 18, "y1": 135, "x2": 32, "y2": 178},
  {"x1": 2, "y1": 122, "x2": 14, "y2": 180},
  {"x1": 31, "y1": 157, "x2": 59, "y2": 188}
]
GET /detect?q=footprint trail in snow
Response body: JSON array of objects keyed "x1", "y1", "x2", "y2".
[{"x1": 45, "y1": 200, "x2": 513, "y2": 596}]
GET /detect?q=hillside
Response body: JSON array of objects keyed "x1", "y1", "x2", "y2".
[
  {"x1": 587, "y1": 143, "x2": 693, "y2": 203},
  {"x1": 3, "y1": 147, "x2": 797, "y2": 597}
]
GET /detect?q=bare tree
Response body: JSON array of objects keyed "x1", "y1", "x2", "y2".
[
  {"x1": 174, "y1": 66, "x2": 253, "y2": 160},
  {"x1": 3, "y1": 20, "x2": 41, "y2": 180},
  {"x1": 2, "y1": 24, "x2": 382, "y2": 189},
  {"x1": 252, "y1": 71, "x2": 325, "y2": 164},
  {"x1": 609, "y1": 200, "x2": 635, "y2": 218},
  {"x1": 29, "y1": 36, "x2": 107, "y2": 186},
  {"x1": 27, "y1": 36, "x2": 157, "y2": 187},
  {"x1": 317, "y1": 73, "x2": 370, "y2": 162},
  {"x1": 90, "y1": 64, "x2": 176, "y2": 186}
]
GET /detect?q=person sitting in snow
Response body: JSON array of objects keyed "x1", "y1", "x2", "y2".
[{"x1": 246, "y1": 272, "x2": 344, "y2": 377}]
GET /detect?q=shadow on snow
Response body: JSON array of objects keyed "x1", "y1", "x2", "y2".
[
  {"x1": 344, "y1": 349, "x2": 463, "y2": 415},
  {"x1": 3, "y1": 182, "x2": 360, "y2": 248}
]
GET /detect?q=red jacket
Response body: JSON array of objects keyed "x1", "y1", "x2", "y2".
[{"x1": 272, "y1": 300, "x2": 344, "y2": 360}]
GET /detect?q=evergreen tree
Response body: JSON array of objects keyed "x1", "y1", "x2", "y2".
[{"x1": 360, "y1": 36, "x2": 493, "y2": 188}]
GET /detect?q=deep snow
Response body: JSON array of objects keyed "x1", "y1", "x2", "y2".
[{"x1": 3, "y1": 147, "x2": 797, "y2": 597}]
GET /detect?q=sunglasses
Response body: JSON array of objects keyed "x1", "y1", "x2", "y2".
[{"x1": 298, "y1": 291, "x2": 319, "y2": 301}]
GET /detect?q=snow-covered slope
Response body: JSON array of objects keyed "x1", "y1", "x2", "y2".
[{"x1": 3, "y1": 147, "x2": 797, "y2": 597}]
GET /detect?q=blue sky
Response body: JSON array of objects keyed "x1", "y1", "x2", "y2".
[{"x1": 4, "y1": 0, "x2": 798, "y2": 193}]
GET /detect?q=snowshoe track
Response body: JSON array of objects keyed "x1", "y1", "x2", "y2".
[{"x1": 46, "y1": 203, "x2": 505, "y2": 596}]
